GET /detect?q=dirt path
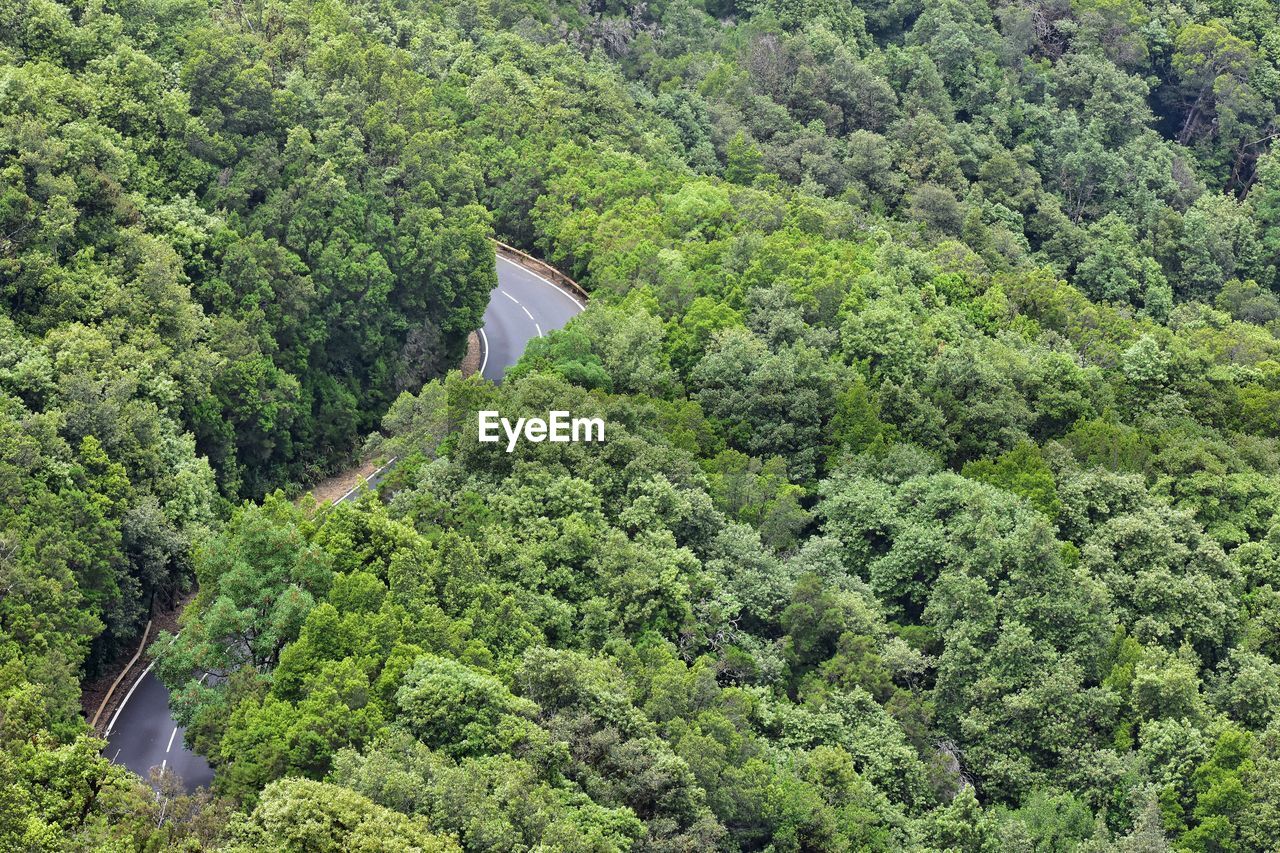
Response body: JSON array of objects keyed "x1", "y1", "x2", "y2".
[
  {"x1": 307, "y1": 459, "x2": 378, "y2": 505},
  {"x1": 461, "y1": 329, "x2": 481, "y2": 377}
]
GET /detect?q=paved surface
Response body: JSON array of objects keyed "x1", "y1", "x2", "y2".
[
  {"x1": 105, "y1": 665, "x2": 214, "y2": 792},
  {"x1": 334, "y1": 456, "x2": 399, "y2": 505},
  {"x1": 105, "y1": 250, "x2": 585, "y2": 792},
  {"x1": 481, "y1": 254, "x2": 584, "y2": 382}
]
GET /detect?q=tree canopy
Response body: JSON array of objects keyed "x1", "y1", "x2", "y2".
[{"x1": 9, "y1": 0, "x2": 1280, "y2": 849}]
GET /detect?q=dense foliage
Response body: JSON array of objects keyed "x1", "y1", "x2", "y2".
[{"x1": 8, "y1": 0, "x2": 1280, "y2": 849}]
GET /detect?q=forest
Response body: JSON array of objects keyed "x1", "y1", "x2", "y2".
[{"x1": 5, "y1": 0, "x2": 1280, "y2": 849}]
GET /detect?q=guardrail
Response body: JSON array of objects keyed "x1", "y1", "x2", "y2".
[
  {"x1": 335, "y1": 456, "x2": 399, "y2": 504},
  {"x1": 491, "y1": 238, "x2": 589, "y2": 302},
  {"x1": 95, "y1": 245, "x2": 571, "y2": 737},
  {"x1": 90, "y1": 618, "x2": 152, "y2": 735}
]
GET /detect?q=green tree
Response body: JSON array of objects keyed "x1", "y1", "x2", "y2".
[{"x1": 225, "y1": 778, "x2": 459, "y2": 852}]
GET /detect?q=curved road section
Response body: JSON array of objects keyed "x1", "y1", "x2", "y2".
[
  {"x1": 105, "y1": 665, "x2": 214, "y2": 790},
  {"x1": 481, "y1": 254, "x2": 584, "y2": 381},
  {"x1": 107, "y1": 248, "x2": 585, "y2": 792}
]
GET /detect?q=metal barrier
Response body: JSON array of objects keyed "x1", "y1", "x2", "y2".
[
  {"x1": 491, "y1": 238, "x2": 589, "y2": 301},
  {"x1": 335, "y1": 456, "x2": 399, "y2": 505},
  {"x1": 90, "y1": 618, "x2": 152, "y2": 734}
]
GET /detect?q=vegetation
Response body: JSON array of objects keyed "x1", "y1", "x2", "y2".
[{"x1": 6, "y1": 0, "x2": 1280, "y2": 849}]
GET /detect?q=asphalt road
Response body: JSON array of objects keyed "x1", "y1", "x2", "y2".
[
  {"x1": 104, "y1": 250, "x2": 585, "y2": 793},
  {"x1": 104, "y1": 664, "x2": 214, "y2": 791},
  {"x1": 481, "y1": 254, "x2": 584, "y2": 382}
]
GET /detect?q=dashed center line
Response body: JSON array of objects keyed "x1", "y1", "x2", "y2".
[
  {"x1": 501, "y1": 290, "x2": 520, "y2": 303},
  {"x1": 496, "y1": 255, "x2": 586, "y2": 310},
  {"x1": 166, "y1": 726, "x2": 178, "y2": 753},
  {"x1": 521, "y1": 305, "x2": 535, "y2": 321},
  {"x1": 535, "y1": 322, "x2": 543, "y2": 337}
]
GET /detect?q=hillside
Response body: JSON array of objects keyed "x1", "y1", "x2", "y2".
[{"x1": 5, "y1": 0, "x2": 1280, "y2": 849}]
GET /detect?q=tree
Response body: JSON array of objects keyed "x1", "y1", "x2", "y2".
[
  {"x1": 962, "y1": 441, "x2": 1062, "y2": 519},
  {"x1": 694, "y1": 327, "x2": 838, "y2": 480},
  {"x1": 1075, "y1": 213, "x2": 1171, "y2": 315},
  {"x1": 395, "y1": 655, "x2": 540, "y2": 759},
  {"x1": 155, "y1": 495, "x2": 331, "y2": 682},
  {"x1": 1170, "y1": 23, "x2": 1255, "y2": 145},
  {"x1": 225, "y1": 778, "x2": 459, "y2": 852},
  {"x1": 1176, "y1": 193, "x2": 1259, "y2": 301}
]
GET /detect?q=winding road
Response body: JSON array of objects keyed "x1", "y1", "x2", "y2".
[
  {"x1": 105, "y1": 249, "x2": 585, "y2": 792},
  {"x1": 105, "y1": 665, "x2": 214, "y2": 790},
  {"x1": 481, "y1": 255, "x2": 584, "y2": 382}
]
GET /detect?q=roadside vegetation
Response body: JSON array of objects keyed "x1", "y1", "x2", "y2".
[{"x1": 6, "y1": 0, "x2": 1280, "y2": 849}]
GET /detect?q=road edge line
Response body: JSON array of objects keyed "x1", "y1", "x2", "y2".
[
  {"x1": 478, "y1": 326, "x2": 490, "y2": 377},
  {"x1": 105, "y1": 660, "x2": 155, "y2": 738},
  {"x1": 90, "y1": 617, "x2": 152, "y2": 732},
  {"x1": 496, "y1": 254, "x2": 586, "y2": 311},
  {"x1": 335, "y1": 456, "x2": 400, "y2": 505}
]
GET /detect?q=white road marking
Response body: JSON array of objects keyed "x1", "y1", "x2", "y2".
[
  {"x1": 112, "y1": 749, "x2": 121, "y2": 762},
  {"x1": 478, "y1": 327, "x2": 490, "y2": 377},
  {"x1": 105, "y1": 660, "x2": 155, "y2": 737},
  {"x1": 497, "y1": 255, "x2": 586, "y2": 310},
  {"x1": 334, "y1": 456, "x2": 399, "y2": 504},
  {"x1": 112, "y1": 252, "x2": 583, "y2": 783}
]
